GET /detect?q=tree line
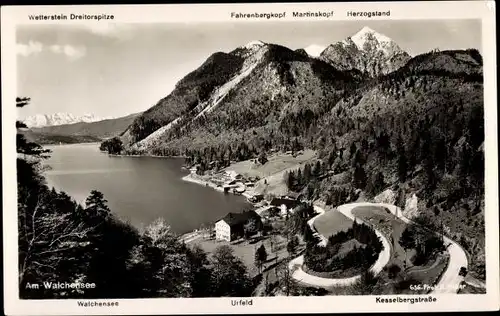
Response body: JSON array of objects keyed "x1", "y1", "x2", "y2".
[
  {"x1": 99, "y1": 137, "x2": 124, "y2": 155},
  {"x1": 304, "y1": 221, "x2": 382, "y2": 274},
  {"x1": 399, "y1": 219, "x2": 445, "y2": 267}
]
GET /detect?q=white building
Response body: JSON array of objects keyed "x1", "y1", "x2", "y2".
[
  {"x1": 270, "y1": 197, "x2": 300, "y2": 217},
  {"x1": 224, "y1": 170, "x2": 242, "y2": 181},
  {"x1": 214, "y1": 211, "x2": 262, "y2": 242},
  {"x1": 215, "y1": 220, "x2": 231, "y2": 241}
]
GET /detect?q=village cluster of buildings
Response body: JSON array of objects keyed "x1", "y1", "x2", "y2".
[
  {"x1": 215, "y1": 170, "x2": 260, "y2": 194},
  {"x1": 188, "y1": 167, "x2": 305, "y2": 242},
  {"x1": 189, "y1": 168, "x2": 258, "y2": 195}
]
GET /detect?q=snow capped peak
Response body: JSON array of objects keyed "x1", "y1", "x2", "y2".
[
  {"x1": 304, "y1": 44, "x2": 326, "y2": 57},
  {"x1": 242, "y1": 40, "x2": 266, "y2": 49},
  {"x1": 320, "y1": 26, "x2": 410, "y2": 77},
  {"x1": 22, "y1": 113, "x2": 114, "y2": 128},
  {"x1": 350, "y1": 26, "x2": 393, "y2": 50},
  {"x1": 354, "y1": 26, "x2": 378, "y2": 36}
]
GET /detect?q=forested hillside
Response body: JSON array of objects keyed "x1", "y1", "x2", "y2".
[
  {"x1": 116, "y1": 31, "x2": 485, "y2": 280},
  {"x1": 123, "y1": 42, "x2": 365, "y2": 162},
  {"x1": 17, "y1": 98, "x2": 257, "y2": 299},
  {"x1": 287, "y1": 49, "x2": 485, "y2": 279},
  {"x1": 19, "y1": 129, "x2": 102, "y2": 145}
]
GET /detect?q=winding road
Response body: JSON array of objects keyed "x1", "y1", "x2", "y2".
[{"x1": 289, "y1": 202, "x2": 468, "y2": 294}]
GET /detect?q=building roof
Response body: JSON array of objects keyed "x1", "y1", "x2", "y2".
[
  {"x1": 218, "y1": 210, "x2": 260, "y2": 227},
  {"x1": 255, "y1": 205, "x2": 280, "y2": 217},
  {"x1": 225, "y1": 170, "x2": 241, "y2": 179},
  {"x1": 285, "y1": 192, "x2": 300, "y2": 199},
  {"x1": 270, "y1": 197, "x2": 299, "y2": 209}
]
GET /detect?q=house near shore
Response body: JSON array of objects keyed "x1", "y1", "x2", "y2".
[
  {"x1": 215, "y1": 210, "x2": 262, "y2": 241},
  {"x1": 248, "y1": 194, "x2": 264, "y2": 203},
  {"x1": 224, "y1": 170, "x2": 242, "y2": 181},
  {"x1": 189, "y1": 165, "x2": 200, "y2": 174},
  {"x1": 270, "y1": 197, "x2": 300, "y2": 216}
]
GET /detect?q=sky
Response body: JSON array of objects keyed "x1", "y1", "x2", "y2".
[{"x1": 16, "y1": 19, "x2": 482, "y2": 119}]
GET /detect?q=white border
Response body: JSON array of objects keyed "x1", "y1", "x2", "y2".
[{"x1": 2, "y1": 1, "x2": 498, "y2": 315}]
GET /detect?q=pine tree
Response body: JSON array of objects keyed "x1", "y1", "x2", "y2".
[
  {"x1": 16, "y1": 97, "x2": 51, "y2": 159},
  {"x1": 397, "y1": 140, "x2": 408, "y2": 182},
  {"x1": 396, "y1": 186, "x2": 406, "y2": 210},
  {"x1": 303, "y1": 163, "x2": 312, "y2": 183},
  {"x1": 352, "y1": 165, "x2": 367, "y2": 190},
  {"x1": 287, "y1": 235, "x2": 299, "y2": 256},
  {"x1": 457, "y1": 143, "x2": 472, "y2": 178},
  {"x1": 367, "y1": 172, "x2": 385, "y2": 196},
  {"x1": 303, "y1": 225, "x2": 317, "y2": 246},
  {"x1": 349, "y1": 142, "x2": 357, "y2": 159},
  {"x1": 351, "y1": 149, "x2": 365, "y2": 167},
  {"x1": 255, "y1": 244, "x2": 268, "y2": 274},
  {"x1": 258, "y1": 150, "x2": 268, "y2": 165},
  {"x1": 296, "y1": 168, "x2": 303, "y2": 189},
  {"x1": 313, "y1": 160, "x2": 322, "y2": 177},
  {"x1": 423, "y1": 155, "x2": 437, "y2": 192},
  {"x1": 285, "y1": 171, "x2": 295, "y2": 191},
  {"x1": 85, "y1": 190, "x2": 111, "y2": 222}
]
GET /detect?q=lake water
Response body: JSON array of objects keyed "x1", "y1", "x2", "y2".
[{"x1": 43, "y1": 143, "x2": 250, "y2": 234}]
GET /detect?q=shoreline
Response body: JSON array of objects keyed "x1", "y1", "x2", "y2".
[
  {"x1": 43, "y1": 141, "x2": 101, "y2": 147},
  {"x1": 108, "y1": 153, "x2": 187, "y2": 159},
  {"x1": 178, "y1": 173, "x2": 255, "y2": 244},
  {"x1": 181, "y1": 173, "x2": 254, "y2": 199},
  {"x1": 109, "y1": 150, "x2": 250, "y2": 244}
]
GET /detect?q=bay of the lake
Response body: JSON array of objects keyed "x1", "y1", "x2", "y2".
[{"x1": 42, "y1": 143, "x2": 250, "y2": 234}]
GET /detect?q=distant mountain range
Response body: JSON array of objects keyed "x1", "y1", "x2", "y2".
[
  {"x1": 23, "y1": 113, "x2": 115, "y2": 128},
  {"x1": 20, "y1": 112, "x2": 142, "y2": 145}
]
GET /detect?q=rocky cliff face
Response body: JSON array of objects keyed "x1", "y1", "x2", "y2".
[{"x1": 320, "y1": 27, "x2": 411, "y2": 77}]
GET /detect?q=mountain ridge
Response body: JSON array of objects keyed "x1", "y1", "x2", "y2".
[
  {"x1": 320, "y1": 27, "x2": 411, "y2": 77},
  {"x1": 123, "y1": 40, "x2": 365, "y2": 152},
  {"x1": 22, "y1": 112, "x2": 116, "y2": 128},
  {"x1": 104, "y1": 28, "x2": 486, "y2": 281},
  {"x1": 123, "y1": 27, "x2": 411, "y2": 148},
  {"x1": 28, "y1": 112, "x2": 142, "y2": 143},
  {"x1": 119, "y1": 28, "x2": 482, "y2": 161}
]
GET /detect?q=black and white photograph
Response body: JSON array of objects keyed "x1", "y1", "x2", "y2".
[{"x1": 3, "y1": 1, "x2": 499, "y2": 315}]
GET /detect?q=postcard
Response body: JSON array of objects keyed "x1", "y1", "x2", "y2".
[{"x1": 2, "y1": 1, "x2": 498, "y2": 315}]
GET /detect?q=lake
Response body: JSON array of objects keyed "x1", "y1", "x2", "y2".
[{"x1": 43, "y1": 143, "x2": 250, "y2": 234}]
